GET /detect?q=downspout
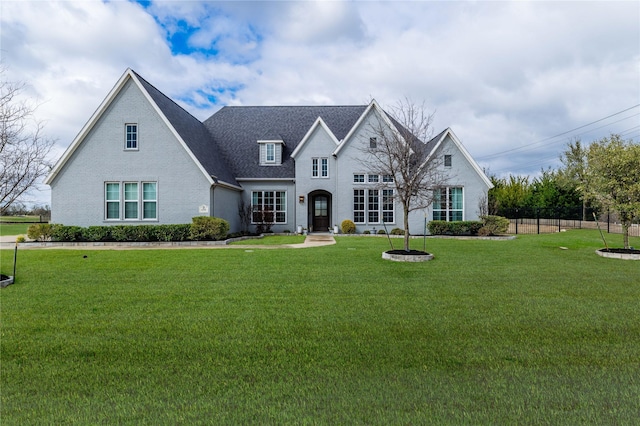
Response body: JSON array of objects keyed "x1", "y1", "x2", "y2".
[
  {"x1": 210, "y1": 177, "x2": 218, "y2": 218},
  {"x1": 333, "y1": 153, "x2": 338, "y2": 231}
]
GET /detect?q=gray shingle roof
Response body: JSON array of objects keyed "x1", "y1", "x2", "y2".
[
  {"x1": 203, "y1": 105, "x2": 367, "y2": 179},
  {"x1": 133, "y1": 71, "x2": 239, "y2": 186}
]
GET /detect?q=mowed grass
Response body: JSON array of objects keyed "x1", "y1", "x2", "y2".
[
  {"x1": 0, "y1": 223, "x2": 30, "y2": 237},
  {"x1": 1, "y1": 230, "x2": 639, "y2": 424}
]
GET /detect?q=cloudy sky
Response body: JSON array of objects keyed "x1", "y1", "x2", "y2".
[{"x1": 2, "y1": 0, "x2": 639, "y2": 206}]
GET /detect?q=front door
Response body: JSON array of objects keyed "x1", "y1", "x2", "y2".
[{"x1": 312, "y1": 195, "x2": 330, "y2": 232}]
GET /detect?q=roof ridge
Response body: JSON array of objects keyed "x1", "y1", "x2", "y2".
[{"x1": 130, "y1": 69, "x2": 202, "y2": 124}]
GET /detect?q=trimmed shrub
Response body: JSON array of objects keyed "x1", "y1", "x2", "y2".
[
  {"x1": 153, "y1": 224, "x2": 191, "y2": 242},
  {"x1": 363, "y1": 230, "x2": 371, "y2": 235},
  {"x1": 377, "y1": 229, "x2": 387, "y2": 235},
  {"x1": 341, "y1": 219, "x2": 356, "y2": 234},
  {"x1": 27, "y1": 223, "x2": 54, "y2": 242},
  {"x1": 83, "y1": 226, "x2": 112, "y2": 242},
  {"x1": 480, "y1": 215, "x2": 509, "y2": 235},
  {"x1": 51, "y1": 225, "x2": 84, "y2": 242},
  {"x1": 427, "y1": 220, "x2": 483, "y2": 236},
  {"x1": 390, "y1": 228, "x2": 404, "y2": 235},
  {"x1": 190, "y1": 216, "x2": 229, "y2": 241}
]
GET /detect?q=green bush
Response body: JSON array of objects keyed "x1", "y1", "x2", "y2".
[
  {"x1": 480, "y1": 215, "x2": 510, "y2": 235},
  {"x1": 341, "y1": 219, "x2": 356, "y2": 234},
  {"x1": 190, "y1": 216, "x2": 230, "y2": 241},
  {"x1": 390, "y1": 228, "x2": 404, "y2": 235},
  {"x1": 153, "y1": 224, "x2": 191, "y2": 242},
  {"x1": 27, "y1": 223, "x2": 54, "y2": 242},
  {"x1": 427, "y1": 220, "x2": 484, "y2": 236},
  {"x1": 51, "y1": 225, "x2": 84, "y2": 242},
  {"x1": 83, "y1": 226, "x2": 112, "y2": 242},
  {"x1": 363, "y1": 230, "x2": 371, "y2": 235},
  {"x1": 377, "y1": 229, "x2": 387, "y2": 235}
]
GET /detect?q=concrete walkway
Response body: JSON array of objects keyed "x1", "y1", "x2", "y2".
[{"x1": 0, "y1": 233, "x2": 336, "y2": 250}]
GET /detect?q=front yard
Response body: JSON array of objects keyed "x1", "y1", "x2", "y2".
[{"x1": 1, "y1": 230, "x2": 638, "y2": 424}]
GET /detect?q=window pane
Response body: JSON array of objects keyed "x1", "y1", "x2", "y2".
[
  {"x1": 266, "y1": 144, "x2": 275, "y2": 162},
  {"x1": 106, "y1": 202, "x2": 119, "y2": 219},
  {"x1": 125, "y1": 202, "x2": 138, "y2": 219},
  {"x1": 143, "y1": 202, "x2": 157, "y2": 219},
  {"x1": 125, "y1": 183, "x2": 138, "y2": 201},
  {"x1": 353, "y1": 174, "x2": 364, "y2": 183},
  {"x1": 321, "y1": 158, "x2": 328, "y2": 177},
  {"x1": 450, "y1": 211, "x2": 463, "y2": 221},
  {"x1": 451, "y1": 187, "x2": 463, "y2": 209},
  {"x1": 444, "y1": 154, "x2": 452, "y2": 167},
  {"x1": 126, "y1": 124, "x2": 137, "y2": 149},
  {"x1": 143, "y1": 182, "x2": 156, "y2": 200},
  {"x1": 368, "y1": 175, "x2": 379, "y2": 183},
  {"x1": 354, "y1": 189, "x2": 365, "y2": 223},
  {"x1": 312, "y1": 158, "x2": 318, "y2": 177},
  {"x1": 106, "y1": 183, "x2": 119, "y2": 201},
  {"x1": 368, "y1": 189, "x2": 379, "y2": 223}
]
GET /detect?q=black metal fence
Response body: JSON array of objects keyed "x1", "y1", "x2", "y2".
[{"x1": 496, "y1": 206, "x2": 640, "y2": 236}]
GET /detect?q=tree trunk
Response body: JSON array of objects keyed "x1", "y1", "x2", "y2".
[{"x1": 403, "y1": 202, "x2": 410, "y2": 251}]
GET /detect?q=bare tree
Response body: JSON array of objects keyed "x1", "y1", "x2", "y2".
[
  {"x1": 1, "y1": 72, "x2": 55, "y2": 214},
  {"x1": 359, "y1": 99, "x2": 449, "y2": 252}
]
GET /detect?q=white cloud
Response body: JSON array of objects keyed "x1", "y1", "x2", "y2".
[{"x1": 2, "y1": 0, "x2": 638, "y2": 206}]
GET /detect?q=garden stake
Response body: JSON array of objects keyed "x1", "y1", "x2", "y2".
[
  {"x1": 13, "y1": 241, "x2": 18, "y2": 282},
  {"x1": 381, "y1": 220, "x2": 394, "y2": 251},
  {"x1": 593, "y1": 212, "x2": 608, "y2": 250}
]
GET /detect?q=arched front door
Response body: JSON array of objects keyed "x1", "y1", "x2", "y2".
[{"x1": 311, "y1": 192, "x2": 331, "y2": 232}]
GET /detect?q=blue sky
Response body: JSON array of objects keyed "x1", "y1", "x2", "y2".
[{"x1": 1, "y1": 0, "x2": 639, "y2": 206}]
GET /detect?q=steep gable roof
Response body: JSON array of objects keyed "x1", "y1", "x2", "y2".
[
  {"x1": 45, "y1": 69, "x2": 238, "y2": 188},
  {"x1": 131, "y1": 71, "x2": 238, "y2": 188},
  {"x1": 203, "y1": 105, "x2": 366, "y2": 179}
]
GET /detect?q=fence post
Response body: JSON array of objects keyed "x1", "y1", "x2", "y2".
[
  {"x1": 557, "y1": 207, "x2": 561, "y2": 233},
  {"x1": 536, "y1": 207, "x2": 540, "y2": 234},
  {"x1": 515, "y1": 208, "x2": 519, "y2": 234},
  {"x1": 607, "y1": 209, "x2": 610, "y2": 233}
]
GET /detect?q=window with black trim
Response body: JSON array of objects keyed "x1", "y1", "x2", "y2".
[{"x1": 444, "y1": 154, "x2": 452, "y2": 167}]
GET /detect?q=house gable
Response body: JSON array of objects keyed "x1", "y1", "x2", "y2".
[
  {"x1": 428, "y1": 128, "x2": 493, "y2": 189},
  {"x1": 45, "y1": 68, "x2": 237, "y2": 189}
]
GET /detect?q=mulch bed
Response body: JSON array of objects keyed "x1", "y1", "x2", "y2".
[{"x1": 599, "y1": 248, "x2": 640, "y2": 255}]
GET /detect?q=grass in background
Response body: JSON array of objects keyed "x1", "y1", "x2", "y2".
[
  {"x1": 1, "y1": 230, "x2": 639, "y2": 424},
  {"x1": 230, "y1": 234, "x2": 306, "y2": 245},
  {"x1": 0, "y1": 223, "x2": 29, "y2": 237}
]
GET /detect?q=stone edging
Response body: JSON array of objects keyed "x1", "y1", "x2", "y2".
[{"x1": 595, "y1": 249, "x2": 640, "y2": 260}]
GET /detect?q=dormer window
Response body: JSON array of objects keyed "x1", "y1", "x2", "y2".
[
  {"x1": 266, "y1": 143, "x2": 275, "y2": 163},
  {"x1": 258, "y1": 140, "x2": 284, "y2": 165}
]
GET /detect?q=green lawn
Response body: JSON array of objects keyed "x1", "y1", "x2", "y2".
[
  {"x1": 0, "y1": 216, "x2": 44, "y2": 236},
  {"x1": 1, "y1": 230, "x2": 639, "y2": 424}
]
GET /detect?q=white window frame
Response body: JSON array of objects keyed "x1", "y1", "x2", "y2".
[
  {"x1": 251, "y1": 190, "x2": 287, "y2": 224},
  {"x1": 105, "y1": 182, "x2": 120, "y2": 220},
  {"x1": 124, "y1": 182, "x2": 139, "y2": 220},
  {"x1": 142, "y1": 182, "x2": 157, "y2": 220},
  {"x1": 265, "y1": 143, "x2": 276, "y2": 163},
  {"x1": 382, "y1": 189, "x2": 395, "y2": 223},
  {"x1": 353, "y1": 189, "x2": 365, "y2": 223},
  {"x1": 125, "y1": 124, "x2": 138, "y2": 150},
  {"x1": 352, "y1": 174, "x2": 396, "y2": 225},
  {"x1": 433, "y1": 187, "x2": 464, "y2": 221},
  {"x1": 312, "y1": 157, "x2": 328, "y2": 178},
  {"x1": 105, "y1": 181, "x2": 158, "y2": 222}
]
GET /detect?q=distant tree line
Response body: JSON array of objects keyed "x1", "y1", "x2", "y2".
[{"x1": 488, "y1": 134, "x2": 639, "y2": 248}]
